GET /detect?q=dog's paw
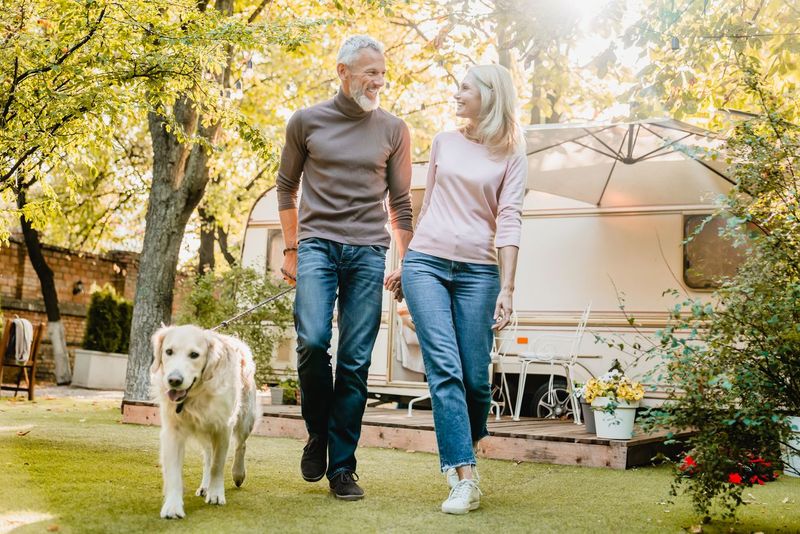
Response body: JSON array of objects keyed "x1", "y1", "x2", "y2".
[
  {"x1": 233, "y1": 469, "x2": 246, "y2": 488},
  {"x1": 160, "y1": 499, "x2": 185, "y2": 519},
  {"x1": 205, "y1": 488, "x2": 226, "y2": 505},
  {"x1": 195, "y1": 486, "x2": 207, "y2": 497}
]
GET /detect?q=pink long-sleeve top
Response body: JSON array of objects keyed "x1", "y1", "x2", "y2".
[{"x1": 409, "y1": 130, "x2": 527, "y2": 264}]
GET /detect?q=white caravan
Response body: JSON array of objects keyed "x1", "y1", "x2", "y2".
[{"x1": 241, "y1": 120, "x2": 736, "y2": 417}]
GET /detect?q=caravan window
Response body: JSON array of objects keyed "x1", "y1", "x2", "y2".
[{"x1": 683, "y1": 214, "x2": 751, "y2": 290}]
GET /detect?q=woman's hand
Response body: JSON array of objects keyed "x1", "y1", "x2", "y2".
[
  {"x1": 492, "y1": 288, "x2": 513, "y2": 331},
  {"x1": 384, "y1": 267, "x2": 403, "y2": 302}
]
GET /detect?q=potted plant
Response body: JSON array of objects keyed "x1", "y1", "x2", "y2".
[
  {"x1": 574, "y1": 383, "x2": 595, "y2": 434},
  {"x1": 584, "y1": 369, "x2": 645, "y2": 440},
  {"x1": 268, "y1": 383, "x2": 285, "y2": 405},
  {"x1": 72, "y1": 285, "x2": 132, "y2": 390},
  {"x1": 280, "y1": 376, "x2": 300, "y2": 405}
]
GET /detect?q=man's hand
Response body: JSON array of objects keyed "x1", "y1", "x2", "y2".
[
  {"x1": 281, "y1": 250, "x2": 297, "y2": 287},
  {"x1": 492, "y1": 289, "x2": 513, "y2": 331},
  {"x1": 384, "y1": 267, "x2": 403, "y2": 302}
]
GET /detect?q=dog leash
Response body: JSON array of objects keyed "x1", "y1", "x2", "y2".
[{"x1": 210, "y1": 286, "x2": 295, "y2": 332}]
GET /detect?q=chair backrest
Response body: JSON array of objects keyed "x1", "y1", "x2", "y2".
[
  {"x1": 0, "y1": 321, "x2": 10, "y2": 363},
  {"x1": 1, "y1": 319, "x2": 43, "y2": 367},
  {"x1": 28, "y1": 322, "x2": 44, "y2": 366},
  {"x1": 568, "y1": 304, "x2": 592, "y2": 361},
  {"x1": 492, "y1": 312, "x2": 519, "y2": 360}
]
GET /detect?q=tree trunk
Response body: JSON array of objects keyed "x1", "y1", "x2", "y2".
[
  {"x1": 198, "y1": 206, "x2": 215, "y2": 275},
  {"x1": 216, "y1": 226, "x2": 237, "y2": 267},
  {"x1": 17, "y1": 188, "x2": 72, "y2": 384},
  {"x1": 546, "y1": 93, "x2": 561, "y2": 124},
  {"x1": 125, "y1": 0, "x2": 233, "y2": 401},
  {"x1": 494, "y1": 4, "x2": 511, "y2": 69},
  {"x1": 47, "y1": 321, "x2": 70, "y2": 383},
  {"x1": 124, "y1": 108, "x2": 217, "y2": 401}
]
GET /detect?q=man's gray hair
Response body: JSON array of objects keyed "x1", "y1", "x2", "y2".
[{"x1": 336, "y1": 35, "x2": 385, "y2": 67}]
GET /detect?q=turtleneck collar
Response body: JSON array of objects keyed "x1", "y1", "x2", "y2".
[{"x1": 334, "y1": 88, "x2": 371, "y2": 120}]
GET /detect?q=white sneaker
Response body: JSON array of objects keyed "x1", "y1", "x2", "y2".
[
  {"x1": 446, "y1": 465, "x2": 479, "y2": 489},
  {"x1": 441, "y1": 479, "x2": 481, "y2": 514}
]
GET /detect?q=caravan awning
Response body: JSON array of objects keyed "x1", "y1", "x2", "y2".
[{"x1": 524, "y1": 120, "x2": 732, "y2": 208}]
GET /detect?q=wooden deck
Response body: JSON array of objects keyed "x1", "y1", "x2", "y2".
[{"x1": 122, "y1": 400, "x2": 688, "y2": 470}]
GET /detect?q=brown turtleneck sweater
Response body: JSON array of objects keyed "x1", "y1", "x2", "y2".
[{"x1": 276, "y1": 89, "x2": 413, "y2": 247}]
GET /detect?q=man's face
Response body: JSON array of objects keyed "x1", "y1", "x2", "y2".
[{"x1": 339, "y1": 48, "x2": 386, "y2": 112}]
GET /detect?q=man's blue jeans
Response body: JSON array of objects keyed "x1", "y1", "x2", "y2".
[
  {"x1": 401, "y1": 250, "x2": 500, "y2": 472},
  {"x1": 294, "y1": 237, "x2": 386, "y2": 479}
]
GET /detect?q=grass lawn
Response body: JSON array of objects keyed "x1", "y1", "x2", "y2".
[{"x1": 0, "y1": 397, "x2": 798, "y2": 533}]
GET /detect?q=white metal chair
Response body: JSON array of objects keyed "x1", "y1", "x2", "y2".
[{"x1": 513, "y1": 304, "x2": 591, "y2": 423}]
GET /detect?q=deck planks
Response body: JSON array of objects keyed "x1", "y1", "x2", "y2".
[{"x1": 123, "y1": 401, "x2": 689, "y2": 470}]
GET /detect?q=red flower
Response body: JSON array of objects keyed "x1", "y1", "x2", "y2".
[
  {"x1": 750, "y1": 475, "x2": 765, "y2": 485},
  {"x1": 728, "y1": 473, "x2": 743, "y2": 484},
  {"x1": 683, "y1": 455, "x2": 697, "y2": 467}
]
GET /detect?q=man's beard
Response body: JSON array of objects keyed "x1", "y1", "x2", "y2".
[{"x1": 352, "y1": 85, "x2": 380, "y2": 112}]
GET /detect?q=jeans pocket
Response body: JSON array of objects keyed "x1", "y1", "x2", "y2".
[{"x1": 367, "y1": 245, "x2": 388, "y2": 257}]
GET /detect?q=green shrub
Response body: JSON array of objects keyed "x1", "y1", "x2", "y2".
[
  {"x1": 280, "y1": 376, "x2": 300, "y2": 405},
  {"x1": 117, "y1": 299, "x2": 133, "y2": 354},
  {"x1": 176, "y1": 266, "x2": 293, "y2": 388},
  {"x1": 611, "y1": 76, "x2": 800, "y2": 520},
  {"x1": 83, "y1": 285, "x2": 133, "y2": 353}
]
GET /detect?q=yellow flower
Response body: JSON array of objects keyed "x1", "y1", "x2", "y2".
[{"x1": 584, "y1": 373, "x2": 644, "y2": 403}]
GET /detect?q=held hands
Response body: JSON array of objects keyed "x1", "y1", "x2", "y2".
[
  {"x1": 280, "y1": 249, "x2": 297, "y2": 287},
  {"x1": 493, "y1": 289, "x2": 513, "y2": 331},
  {"x1": 384, "y1": 267, "x2": 403, "y2": 302}
]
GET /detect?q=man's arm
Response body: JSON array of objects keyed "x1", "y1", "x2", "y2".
[
  {"x1": 279, "y1": 209, "x2": 299, "y2": 286},
  {"x1": 276, "y1": 110, "x2": 306, "y2": 286},
  {"x1": 384, "y1": 120, "x2": 413, "y2": 301}
]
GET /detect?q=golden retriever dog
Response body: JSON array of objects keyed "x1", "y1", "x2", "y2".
[{"x1": 151, "y1": 324, "x2": 257, "y2": 519}]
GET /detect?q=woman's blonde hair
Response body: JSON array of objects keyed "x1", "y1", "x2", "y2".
[{"x1": 465, "y1": 64, "x2": 521, "y2": 158}]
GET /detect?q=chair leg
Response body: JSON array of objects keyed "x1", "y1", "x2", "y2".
[
  {"x1": 546, "y1": 366, "x2": 556, "y2": 412},
  {"x1": 407, "y1": 393, "x2": 431, "y2": 417},
  {"x1": 14, "y1": 368, "x2": 24, "y2": 398},
  {"x1": 490, "y1": 399, "x2": 501, "y2": 421},
  {"x1": 564, "y1": 364, "x2": 581, "y2": 425},
  {"x1": 513, "y1": 361, "x2": 530, "y2": 421},
  {"x1": 27, "y1": 367, "x2": 34, "y2": 401},
  {"x1": 500, "y1": 369, "x2": 514, "y2": 419}
]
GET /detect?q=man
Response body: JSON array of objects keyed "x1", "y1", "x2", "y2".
[{"x1": 276, "y1": 35, "x2": 413, "y2": 500}]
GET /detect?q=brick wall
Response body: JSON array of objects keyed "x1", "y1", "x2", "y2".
[{"x1": 1, "y1": 235, "x2": 140, "y2": 382}]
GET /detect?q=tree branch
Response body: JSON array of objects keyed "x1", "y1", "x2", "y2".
[
  {"x1": 15, "y1": 7, "x2": 107, "y2": 87},
  {"x1": 247, "y1": 0, "x2": 272, "y2": 24}
]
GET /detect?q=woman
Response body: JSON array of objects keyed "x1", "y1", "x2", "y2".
[{"x1": 397, "y1": 64, "x2": 526, "y2": 514}]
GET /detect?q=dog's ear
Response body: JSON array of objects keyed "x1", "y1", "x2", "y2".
[
  {"x1": 150, "y1": 325, "x2": 169, "y2": 375},
  {"x1": 201, "y1": 332, "x2": 226, "y2": 383}
]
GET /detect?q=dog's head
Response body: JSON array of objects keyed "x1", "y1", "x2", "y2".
[{"x1": 151, "y1": 324, "x2": 223, "y2": 404}]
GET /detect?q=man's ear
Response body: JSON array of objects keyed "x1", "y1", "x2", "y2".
[
  {"x1": 336, "y1": 63, "x2": 349, "y2": 83},
  {"x1": 150, "y1": 326, "x2": 169, "y2": 375}
]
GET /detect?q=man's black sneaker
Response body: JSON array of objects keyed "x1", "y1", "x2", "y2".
[
  {"x1": 301, "y1": 435, "x2": 327, "y2": 482},
  {"x1": 329, "y1": 471, "x2": 364, "y2": 500}
]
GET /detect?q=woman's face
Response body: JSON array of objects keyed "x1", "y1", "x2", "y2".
[{"x1": 455, "y1": 74, "x2": 482, "y2": 120}]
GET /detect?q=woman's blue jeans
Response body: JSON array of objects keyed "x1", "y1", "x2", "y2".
[
  {"x1": 294, "y1": 237, "x2": 386, "y2": 479},
  {"x1": 401, "y1": 249, "x2": 500, "y2": 471}
]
